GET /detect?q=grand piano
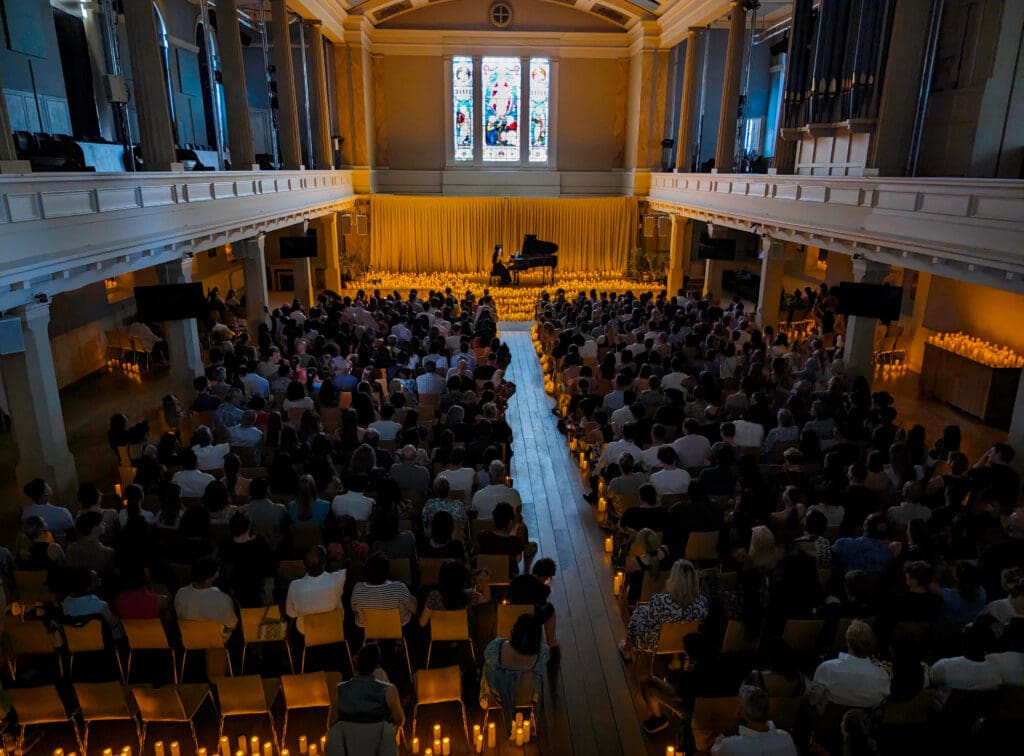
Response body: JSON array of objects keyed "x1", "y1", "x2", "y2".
[{"x1": 510, "y1": 234, "x2": 558, "y2": 284}]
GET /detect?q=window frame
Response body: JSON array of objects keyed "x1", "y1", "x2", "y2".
[{"x1": 444, "y1": 53, "x2": 558, "y2": 169}]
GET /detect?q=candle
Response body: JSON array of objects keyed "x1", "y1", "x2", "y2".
[
  {"x1": 411, "y1": 737, "x2": 419, "y2": 754},
  {"x1": 597, "y1": 497, "x2": 607, "y2": 513},
  {"x1": 104, "y1": 750, "x2": 113, "y2": 756},
  {"x1": 298, "y1": 737, "x2": 307, "y2": 755},
  {"x1": 309, "y1": 745, "x2": 317, "y2": 756},
  {"x1": 442, "y1": 737, "x2": 450, "y2": 756},
  {"x1": 433, "y1": 739, "x2": 440, "y2": 754},
  {"x1": 238, "y1": 738, "x2": 247, "y2": 755},
  {"x1": 433, "y1": 724, "x2": 441, "y2": 742},
  {"x1": 515, "y1": 727, "x2": 524, "y2": 746},
  {"x1": 54, "y1": 750, "x2": 64, "y2": 756},
  {"x1": 169, "y1": 744, "x2": 179, "y2": 756},
  {"x1": 220, "y1": 738, "x2": 231, "y2": 756},
  {"x1": 115, "y1": 484, "x2": 122, "y2": 497},
  {"x1": 613, "y1": 571, "x2": 623, "y2": 596},
  {"x1": 523, "y1": 719, "x2": 531, "y2": 742},
  {"x1": 425, "y1": 750, "x2": 433, "y2": 756},
  {"x1": 152, "y1": 744, "x2": 163, "y2": 756},
  {"x1": 604, "y1": 536, "x2": 613, "y2": 553},
  {"x1": 475, "y1": 734, "x2": 484, "y2": 753},
  {"x1": 250, "y1": 738, "x2": 259, "y2": 756},
  {"x1": 263, "y1": 744, "x2": 272, "y2": 756},
  {"x1": 515, "y1": 713, "x2": 523, "y2": 728},
  {"x1": 666, "y1": 748, "x2": 675, "y2": 756},
  {"x1": 199, "y1": 750, "x2": 207, "y2": 756},
  {"x1": 488, "y1": 723, "x2": 496, "y2": 748},
  {"x1": 319, "y1": 737, "x2": 325, "y2": 754}
]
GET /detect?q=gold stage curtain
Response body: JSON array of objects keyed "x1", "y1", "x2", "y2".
[{"x1": 369, "y1": 195, "x2": 638, "y2": 274}]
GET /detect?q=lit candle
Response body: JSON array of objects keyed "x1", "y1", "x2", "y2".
[
  {"x1": 263, "y1": 744, "x2": 272, "y2": 756},
  {"x1": 472, "y1": 725, "x2": 481, "y2": 742},
  {"x1": 425, "y1": 750, "x2": 433, "y2": 756},
  {"x1": 613, "y1": 571, "x2": 624, "y2": 596},
  {"x1": 476, "y1": 734, "x2": 484, "y2": 753},
  {"x1": 309, "y1": 745, "x2": 317, "y2": 756},
  {"x1": 238, "y1": 738, "x2": 247, "y2": 755},
  {"x1": 319, "y1": 737, "x2": 325, "y2": 754},
  {"x1": 250, "y1": 738, "x2": 259, "y2": 756},
  {"x1": 515, "y1": 727, "x2": 524, "y2": 746},
  {"x1": 488, "y1": 723, "x2": 496, "y2": 748},
  {"x1": 169, "y1": 745, "x2": 179, "y2": 756},
  {"x1": 442, "y1": 737, "x2": 450, "y2": 756},
  {"x1": 411, "y1": 737, "x2": 419, "y2": 754},
  {"x1": 523, "y1": 719, "x2": 531, "y2": 742},
  {"x1": 220, "y1": 738, "x2": 231, "y2": 756},
  {"x1": 604, "y1": 536, "x2": 613, "y2": 553},
  {"x1": 152, "y1": 744, "x2": 163, "y2": 756},
  {"x1": 597, "y1": 497, "x2": 607, "y2": 513},
  {"x1": 666, "y1": 748, "x2": 675, "y2": 756},
  {"x1": 199, "y1": 750, "x2": 207, "y2": 756},
  {"x1": 298, "y1": 737, "x2": 307, "y2": 755},
  {"x1": 282, "y1": 752, "x2": 289, "y2": 756},
  {"x1": 115, "y1": 484, "x2": 122, "y2": 497},
  {"x1": 104, "y1": 750, "x2": 113, "y2": 756},
  {"x1": 54, "y1": 750, "x2": 65, "y2": 756},
  {"x1": 433, "y1": 739, "x2": 440, "y2": 754},
  {"x1": 433, "y1": 724, "x2": 441, "y2": 742}
]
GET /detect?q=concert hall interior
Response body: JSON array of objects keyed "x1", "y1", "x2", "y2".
[{"x1": 1, "y1": 1, "x2": 1023, "y2": 755}]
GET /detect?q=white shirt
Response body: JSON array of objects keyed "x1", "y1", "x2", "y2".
[
  {"x1": 712, "y1": 723, "x2": 797, "y2": 756},
  {"x1": 331, "y1": 492, "x2": 374, "y2": 521},
  {"x1": 171, "y1": 469, "x2": 216, "y2": 498},
  {"x1": 813, "y1": 653, "x2": 891, "y2": 707},
  {"x1": 610, "y1": 406, "x2": 636, "y2": 436},
  {"x1": 368, "y1": 419, "x2": 402, "y2": 441},
  {"x1": 983, "y1": 597, "x2": 1023, "y2": 625},
  {"x1": 416, "y1": 372, "x2": 446, "y2": 395},
  {"x1": 193, "y1": 443, "x2": 231, "y2": 471},
  {"x1": 598, "y1": 440, "x2": 643, "y2": 472},
  {"x1": 174, "y1": 585, "x2": 237, "y2": 630},
  {"x1": 986, "y1": 651, "x2": 1024, "y2": 685},
  {"x1": 472, "y1": 484, "x2": 522, "y2": 520},
  {"x1": 651, "y1": 467, "x2": 691, "y2": 496},
  {"x1": 285, "y1": 570, "x2": 347, "y2": 632},
  {"x1": 641, "y1": 444, "x2": 666, "y2": 472},
  {"x1": 661, "y1": 372, "x2": 688, "y2": 392},
  {"x1": 673, "y1": 434, "x2": 712, "y2": 468},
  {"x1": 930, "y1": 657, "x2": 1002, "y2": 691},
  {"x1": 732, "y1": 419, "x2": 765, "y2": 448},
  {"x1": 437, "y1": 467, "x2": 476, "y2": 501},
  {"x1": 807, "y1": 503, "x2": 846, "y2": 528},
  {"x1": 241, "y1": 372, "x2": 270, "y2": 398},
  {"x1": 887, "y1": 501, "x2": 933, "y2": 525},
  {"x1": 227, "y1": 425, "x2": 263, "y2": 448}
]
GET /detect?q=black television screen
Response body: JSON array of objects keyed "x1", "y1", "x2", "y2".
[
  {"x1": 280, "y1": 233, "x2": 317, "y2": 258},
  {"x1": 697, "y1": 235, "x2": 736, "y2": 260},
  {"x1": 134, "y1": 283, "x2": 207, "y2": 321},
  {"x1": 836, "y1": 282, "x2": 903, "y2": 322}
]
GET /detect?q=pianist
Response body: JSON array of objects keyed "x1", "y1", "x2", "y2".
[{"x1": 491, "y1": 244, "x2": 512, "y2": 286}]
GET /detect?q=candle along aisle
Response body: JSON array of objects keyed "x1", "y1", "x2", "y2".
[
  {"x1": 220, "y1": 737, "x2": 231, "y2": 756},
  {"x1": 298, "y1": 736, "x2": 307, "y2": 755},
  {"x1": 442, "y1": 737, "x2": 451, "y2": 755},
  {"x1": 250, "y1": 737, "x2": 259, "y2": 756},
  {"x1": 152, "y1": 744, "x2": 163, "y2": 756},
  {"x1": 515, "y1": 728, "x2": 524, "y2": 746},
  {"x1": 198, "y1": 750, "x2": 207, "y2": 756},
  {"x1": 476, "y1": 734, "x2": 484, "y2": 753},
  {"x1": 169, "y1": 744, "x2": 180, "y2": 756},
  {"x1": 411, "y1": 737, "x2": 419, "y2": 754},
  {"x1": 488, "y1": 722, "x2": 496, "y2": 747},
  {"x1": 263, "y1": 744, "x2": 273, "y2": 756},
  {"x1": 433, "y1": 724, "x2": 441, "y2": 741},
  {"x1": 613, "y1": 571, "x2": 624, "y2": 596},
  {"x1": 604, "y1": 536, "x2": 613, "y2": 553},
  {"x1": 238, "y1": 737, "x2": 247, "y2": 754},
  {"x1": 523, "y1": 719, "x2": 532, "y2": 742}
]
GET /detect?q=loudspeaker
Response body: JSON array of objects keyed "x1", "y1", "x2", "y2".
[{"x1": 0, "y1": 317, "x2": 25, "y2": 356}]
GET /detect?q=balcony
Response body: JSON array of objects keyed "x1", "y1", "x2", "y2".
[{"x1": 0, "y1": 169, "x2": 355, "y2": 310}]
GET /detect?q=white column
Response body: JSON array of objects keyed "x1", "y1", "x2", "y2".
[
  {"x1": 715, "y1": 1, "x2": 748, "y2": 172},
  {"x1": 0, "y1": 303, "x2": 77, "y2": 501},
  {"x1": 667, "y1": 215, "x2": 691, "y2": 295},
  {"x1": 271, "y1": 0, "x2": 303, "y2": 169},
  {"x1": 215, "y1": 0, "x2": 256, "y2": 168},
  {"x1": 156, "y1": 259, "x2": 204, "y2": 390},
  {"x1": 843, "y1": 259, "x2": 889, "y2": 382},
  {"x1": 237, "y1": 237, "x2": 270, "y2": 335},
  {"x1": 756, "y1": 237, "x2": 786, "y2": 328},
  {"x1": 704, "y1": 259, "x2": 727, "y2": 304},
  {"x1": 123, "y1": 0, "x2": 176, "y2": 170},
  {"x1": 674, "y1": 28, "x2": 700, "y2": 172},
  {"x1": 317, "y1": 214, "x2": 342, "y2": 294},
  {"x1": 307, "y1": 21, "x2": 333, "y2": 169},
  {"x1": 293, "y1": 257, "x2": 315, "y2": 311}
]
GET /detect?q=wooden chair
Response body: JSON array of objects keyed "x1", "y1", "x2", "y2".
[
  {"x1": 496, "y1": 603, "x2": 534, "y2": 640},
  {"x1": 476, "y1": 553, "x2": 512, "y2": 586},
  {"x1": 178, "y1": 619, "x2": 233, "y2": 680},
  {"x1": 74, "y1": 681, "x2": 141, "y2": 752},
  {"x1": 301, "y1": 608, "x2": 354, "y2": 674},
  {"x1": 426, "y1": 609, "x2": 475, "y2": 668},
  {"x1": 419, "y1": 557, "x2": 446, "y2": 587},
  {"x1": 412, "y1": 666, "x2": 472, "y2": 753},
  {"x1": 13, "y1": 569, "x2": 56, "y2": 605},
  {"x1": 214, "y1": 675, "x2": 281, "y2": 748},
  {"x1": 480, "y1": 665, "x2": 540, "y2": 741},
  {"x1": 130, "y1": 684, "x2": 212, "y2": 754},
  {"x1": 122, "y1": 618, "x2": 176, "y2": 683},
  {"x1": 240, "y1": 606, "x2": 294, "y2": 673},
  {"x1": 7, "y1": 685, "x2": 84, "y2": 754},
  {"x1": 684, "y1": 531, "x2": 720, "y2": 563},
  {"x1": 781, "y1": 619, "x2": 825, "y2": 653},
  {"x1": 722, "y1": 620, "x2": 760, "y2": 655},
  {"x1": 362, "y1": 608, "x2": 413, "y2": 679},
  {"x1": 280, "y1": 672, "x2": 333, "y2": 749},
  {"x1": 5, "y1": 619, "x2": 61, "y2": 679},
  {"x1": 648, "y1": 620, "x2": 701, "y2": 674},
  {"x1": 64, "y1": 619, "x2": 123, "y2": 680},
  {"x1": 690, "y1": 697, "x2": 739, "y2": 753}
]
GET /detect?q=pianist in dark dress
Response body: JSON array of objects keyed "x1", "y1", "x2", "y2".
[{"x1": 491, "y1": 244, "x2": 512, "y2": 286}]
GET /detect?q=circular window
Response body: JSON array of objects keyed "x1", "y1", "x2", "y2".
[{"x1": 489, "y1": 1, "x2": 513, "y2": 29}]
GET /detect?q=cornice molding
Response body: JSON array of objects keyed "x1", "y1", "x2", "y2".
[{"x1": 366, "y1": 28, "x2": 629, "y2": 58}]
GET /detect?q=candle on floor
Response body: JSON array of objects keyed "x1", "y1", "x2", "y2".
[
  {"x1": 433, "y1": 739, "x2": 440, "y2": 754},
  {"x1": 198, "y1": 750, "x2": 207, "y2": 756},
  {"x1": 238, "y1": 737, "x2": 247, "y2": 754},
  {"x1": 250, "y1": 738, "x2": 259, "y2": 756},
  {"x1": 115, "y1": 484, "x2": 122, "y2": 497},
  {"x1": 613, "y1": 571, "x2": 624, "y2": 596},
  {"x1": 424, "y1": 750, "x2": 433, "y2": 756},
  {"x1": 263, "y1": 744, "x2": 272, "y2": 756},
  {"x1": 666, "y1": 748, "x2": 675, "y2": 756},
  {"x1": 220, "y1": 738, "x2": 231, "y2": 756},
  {"x1": 411, "y1": 737, "x2": 419, "y2": 754},
  {"x1": 103, "y1": 750, "x2": 113, "y2": 756},
  {"x1": 442, "y1": 737, "x2": 450, "y2": 756},
  {"x1": 169, "y1": 743, "x2": 179, "y2": 756},
  {"x1": 523, "y1": 719, "x2": 531, "y2": 742},
  {"x1": 515, "y1": 727, "x2": 524, "y2": 746},
  {"x1": 475, "y1": 734, "x2": 484, "y2": 753},
  {"x1": 473, "y1": 724, "x2": 481, "y2": 741},
  {"x1": 54, "y1": 750, "x2": 64, "y2": 756},
  {"x1": 597, "y1": 497, "x2": 607, "y2": 513},
  {"x1": 604, "y1": 536, "x2": 613, "y2": 553},
  {"x1": 309, "y1": 744, "x2": 317, "y2": 756},
  {"x1": 319, "y1": 736, "x2": 325, "y2": 754},
  {"x1": 488, "y1": 722, "x2": 496, "y2": 748},
  {"x1": 433, "y1": 724, "x2": 441, "y2": 741},
  {"x1": 515, "y1": 713, "x2": 523, "y2": 728},
  {"x1": 298, "y1": 737, "x2": 307, "y2": 755},
  {"x1": 152, "y1": 744, "x2": 162, "y2": 756}
]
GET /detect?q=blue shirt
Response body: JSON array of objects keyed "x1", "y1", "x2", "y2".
[
  {"x1": 214, "y1": 402, "x2": 244, "y2": 429},
  {"x1": 831, "y1": 537, "x2": 894, "y2": 573},
  {"x1": 288, "y1": 498, "x2": 331, "y2": 525}
]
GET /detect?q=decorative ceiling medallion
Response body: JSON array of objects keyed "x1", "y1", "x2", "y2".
[{"x1": 489, "y1": 1, "x2": 513, "y2": 29}]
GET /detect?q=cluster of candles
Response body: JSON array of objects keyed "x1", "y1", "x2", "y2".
[
  {"x1": 348, "y1": 271, "x2": 638, "y2": 321},
  {"x1": 410, "y1": 719, "x2": 528, "y2": 752},
  {"x1": 106, "y1": 357, "x2": 146, "y2": 382},
  {"x1": 874, "y1": 360, "x2": 909, "y2": 377},
  {"x1": 926, "y1": 331, "x2": 1024, "y2": 368}
]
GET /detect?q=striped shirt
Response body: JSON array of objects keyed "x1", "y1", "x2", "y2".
[{"x1": 350, "y1": 581, "x2": 418, "y2": 626}]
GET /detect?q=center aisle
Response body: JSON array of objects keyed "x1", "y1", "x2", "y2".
[{"x1": 501, "y1": 327, "x2": 649, "y2": 756}]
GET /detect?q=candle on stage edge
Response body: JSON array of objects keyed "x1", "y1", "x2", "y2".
[
  {"x1": 475, "y1": 733, "x2": 484, "y2": 753},
  {"x1": 488, "y1": 722, "x2": 496, "y2": 748},
  {"x1": 220, "y1": 737, "x2": 231, "y2": 756},
  {"x1": 433, "y1": 723, "x2": 441, "y2": 741},
  {"x1": 238, "y1": 737, "x2": 247, "y2": 755},
  {"x1": 442, "y1": 737, "x2": 451, "y2": 756},
  {"x1": 168, "y1": 745, "x2": 179, "y2": 756},
  {"x1": 319, "y1": 737, "x2": 325, "y2": 754},
  {"x1": 604, "y1": 535, "x2": 613, "y2": 553},
  {"x1": 411, "y1": 736, "x2": 419, "y2": 754},
  {"x1": 250, "y1": 736, "x2": 259, "y2": 756},
  {"x1": 152, "y1": 743, "x2": 163, "y2": 756},
  {"x1": 523, "y1": 719, "x2": 532, "y2": 742},
  {"x1": 472, "y1": 724, "x2": 481, "y2": 740},
  {"x1": 263, "y1": 744, "x2": 272, "y2": 756},
  {"x1": 198, "y1": 750, "x2": 208, "y2": 756},
  {"x1": 53, "y1": 750, "x2": 65, "y2": 756},
  {"x1": 433, "y1": 739, "x2": 440, "y2": 754},
  {"x1": 666, "y1": 747, "x2": 676, "y2": 756},
  {"x1": 298, "y1": 736, "x2": 308, "y2": 755}
]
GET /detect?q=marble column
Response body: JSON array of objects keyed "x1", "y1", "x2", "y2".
[
  {"x1": 317, "y1": 213, "x2": 342, "y2": 293},
  {"x1": 0, "y1": 303, "x2": 77, "y2": 501},
  {"x1": 756, "y1": 237, "x2": 787, "y2": 328},
  {"x1": 715, "y1": 0, "x2": 748, "y2": 172},
  {"x1": 674, "y1": 28, "x2": 701, "y2": 172},
  {"x1": 843, "y1": 259, "x2": 889, "y2": 382},
  {"x1": 156, "y1": 258, "x2": 205, "y2": 389},
  {"x1": 704, "y1": 260, "x2": 727, "y2": 304},
  {"x1": 215, "y1": 0, "x2": 255, "y2": 169},
  {"x1": 293, "y1": 257, "x2": 315, "y2": 311},
  {"x1": 307, "y1": 21, "x2": 333, "y2": 169},
  {"x1": 123, "y1": 0, "x2": 176, "y2": 171},
  {"x1": 237, "y1": 237, "x2": 270, "y2": 336},
  {"x1": 667, "y1": 215, "x2": 692, "y2": 295},
  {"x1": 271, "y1": 0, "x2": 303, "y2": 169},
  {"x1": 906, "y1": 271, "x2": 933, "y2": 371}
]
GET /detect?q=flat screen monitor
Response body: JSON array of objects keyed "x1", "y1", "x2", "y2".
[
  {"x1": 836, "y1": 281, "x2": 903, "y2": 323},
  {"x1": 280, "y1": 232, "x2": 318, "y2": 258},
  {"x1": 697, "y1": 235, "x2": 736, "y2": 260},
  {"x1": 134, "y1": 283, "x2": 207, "y2": 321}
]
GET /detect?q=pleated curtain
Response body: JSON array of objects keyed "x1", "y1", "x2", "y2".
[{"x1": 369, "y1": 195, "x2": 638, "y2": 274}]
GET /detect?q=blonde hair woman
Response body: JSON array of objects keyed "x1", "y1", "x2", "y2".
[
  {"x1": 748, "y1": 525, "x2": 781, "y2": 571},
  {"x1": 618, "y1": 559, "x2": 708, "y2": 663},
  {"x1": 624, "y1": 528, "x2": 671, "y2": 608}
]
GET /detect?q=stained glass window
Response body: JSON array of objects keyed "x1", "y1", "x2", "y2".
[
  {"x1": 452, "y1": 56, "x2": 474, "y2": 162},
  {"x1": 528, "y1": 58, "x2": 550, "y2": 162},
  {"x1": 481, "y1": 57, "x2": 521, "y2": 162}
]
